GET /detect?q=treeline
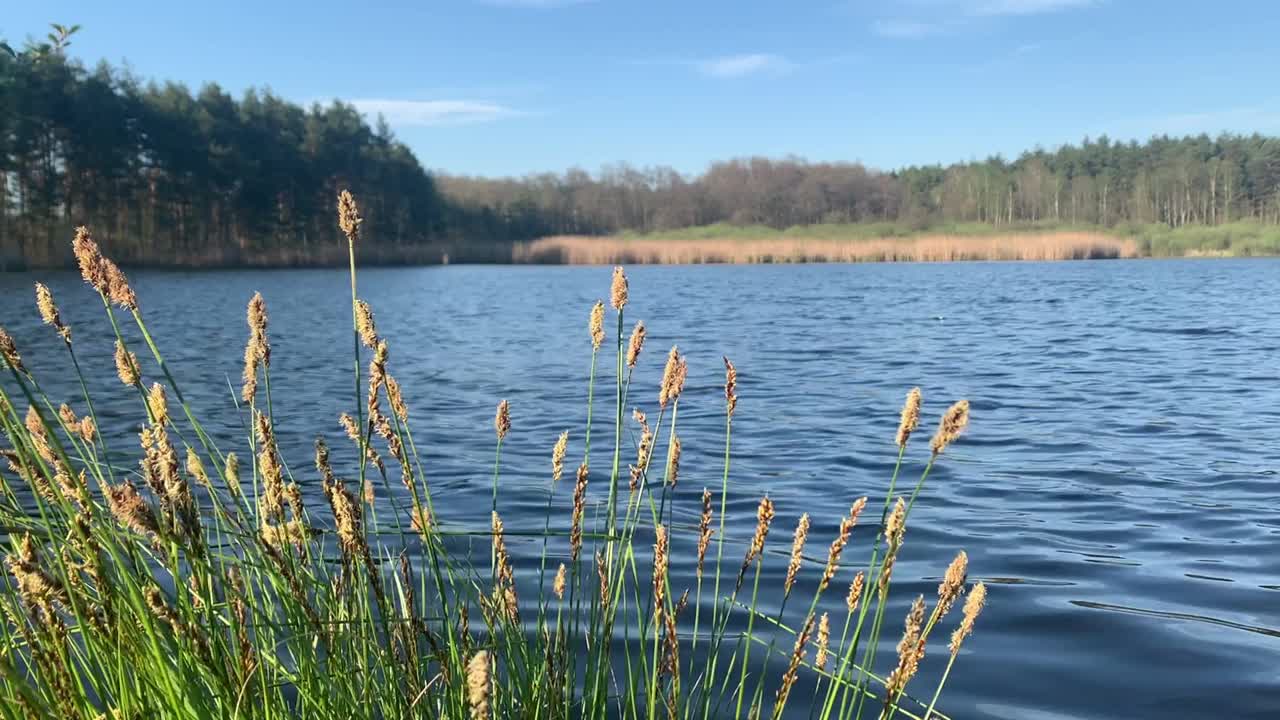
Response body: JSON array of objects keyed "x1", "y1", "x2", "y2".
[
  {"x1": 0, "y1": 29, "x2": 511, "y2": 269},
  {"x1": 3, "y1": 26, "x2": 1280, "y2": 268},
  {"x1": 442, "y1": 134, "x2": 1280, "y2": 237}
]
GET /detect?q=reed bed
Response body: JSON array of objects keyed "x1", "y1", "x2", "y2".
[
  {"x1": 515, "y1": 231, "x2": 1135, "y2": 264},
  {"x1": 0, "y1": 192, "x2": 987, "y2": 719}
]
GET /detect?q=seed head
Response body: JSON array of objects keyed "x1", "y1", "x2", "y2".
[
  {"x1": 386, "y1": 376, "x2": 408, "y2": 422},
  {"x1": 896, "y1": 387, "x2": 922, "y2": 449},
  {"x1": 466, "y1": 651, "x2": 491, "y2": 720},
  {"x1": 879, "y1": 498, "x2": 908, "y2": 594},
  {"x1": 147, "y1": 383, "x2": 169, "y2": 427},
  {"x1": 834, "y1": 574, "x2": 859, "y2": 626},
  {"x1": 338, "y1": 190, "x2": 362, "y2": 243},
  {"x1": 72, "y1": 226, "x2": 107, "y2": 293},
  {"x1": 930, "y1": 399, "x2": 970, "y2": 456},
  {"x1": 821, "y1": 497, "x2": 868, "y2": 590},
  {"x1": 937, "y1": 550, "x2": 969, "y2": 619},
  {"x1": 101, "y1": 259, "x2": 137, "y2": 311},
  {"x1": 186, "y1": 448, "x2": 210, "y2": 488},
  {"x1": 783, "y1": 513, "x2": 811, "y2": 597},
  {"x1": 949, "y1": 581, "x2": 987, "y2": 655},
  {"x1": 492, "y1": 511, "x2": 515, "y2": 589},
  {"x1": 494, "y1": 400, "x2": 511, "y2": 441},
  {"x1": 114, "y1": 340, "x2": 139, "y2": 386},
  {"x1": 0, "y1": 328, "x2": 24, "y2": 373},
  {"x1": 569, "y1": 463, "x2": 588, "y2": 563},
  {"x1": 658, "y1": 346, "x2": 686, "y2": 408},
  {"x1": 242, "y1": 293, "x2": 270, "y2": 403},
  {"x1": 596, "y1": 550, "x2": 609, "y2": 607},
  {"x1": 815, "y1": 612, "x2": 832, "y2": 670},
  {"x1": 737, "y1": 496, "x2": 775, "y2": 591},
  {"x1": 224, "y1": 453, "x2": 241, "y2": 496},
  {"x1": 551, "y1": 430, "x2": 568, "y2": 483},
  {"x1": 724, "y1": 357, "x2": 738, "y2": 418},
  {"x1": 665, "y1": 434, "x2": 681, "y2": 488},
  {"x1": 78, "y1": 416, "x2": 96, "y2": 444},
  {"x1": 105, "y1": 482, "x2": 159, "y2": 540},
  {"x1": 885, "y1": 595, "x2": 927, "y2": 702},
  {"x1": 35, "y1": 283, "x2": 70, "y2": 341},
  {"x1": 553, "y1": 562, "x2": 567, "y2": 600},
  {"x1": 58, "y1": 403, "x2": 77, "y2": 427},
  {"x1": 260, "y1": 519, "x2": 309, "y2": 548},
  {"x1": 630, "y1": 409, "x2": 652, "y2": 492},
  {"x1": 696, "y1": 488, "x2": 714, "y2": 578},
  {"x1": 610, "y1": 266, "x2": 628, "y2": 310},
  {"x1": 354, "y1": 299, "x2": 378, "y2": 349},
  {"x1": 626, "y1": 321, "x2": 646, "y2": 368},
  {"x1": 589, "y1": 301, "x2": 605, "y2": 350},
  {"x1": 652, "y1": 524, "x2": 669, "y2": 610},
  {"x1": 774, "y1": 614, "x2": 814, "y2": 711}
]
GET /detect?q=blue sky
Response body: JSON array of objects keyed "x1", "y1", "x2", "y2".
[{"x1": 7, "y1": 1, "x2": 1280, "y2": 176}]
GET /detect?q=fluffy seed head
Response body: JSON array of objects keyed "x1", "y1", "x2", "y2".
[
  {"x1": 354, "y1": 299, "x2": 378, "y2": 349},
  {"x1": 950, "y1": 581, "x2": 987, "y2": 654},
  {"x1": 665, "y1": 434, "x2": 681, "y2": 488},
  {"x1": 815, "y1": 612, "x2": 832, "y2": 670},
  {"x1": 58, "y1": 403, "x2": 77, "y2": 427},
  {"x1": 494, "y1": 400, "x2": 511, "y2": 441},
  {"x1": 186, "y1": 448, "x2": 210, "y2": 488},
  {"x1": 35, "y1": 283, "x2": 70, "y2": 341},
  {"x1": 105, "y1": 482, "x2": 159, "y2": 539},
  {"x1": 147, "y1": 383, "x2": 169, "y2": 427},
  {"x1": 846, "y1": 571, "x2": 866, "y2": 613},
  {"x1": 937, "y1": 550, "x2": 969, "y2": 619},
  {"x1": 78, "y1": 416, "x2": 96, "y2": 444},
  {"x1": 569, "y1": 463, "x2": 588, "y2": 562},
  {"x1": 224, "y1": 453, "x2": 241, "y2": 496},
  {"x1": 551, "y1": 430, "x2": 569, "y2": 483},
  {"x1": 338, "y1": 190, "x2": 362, "y2": 243},
  {"x1": 626, "y1": 321, "x2": 646, "y2": 368},
  {"x1": 466, "y1": 651, "x2": 491, "y2": 720},
  {"x1": 553, "y1": 563, "x2": 567, "y2": 600},
  {"x1": 774, "y1": 614, "x2": 815, "y2": 710},
  {"x1": 821, "y1": 497, "x2": 868, "y2": 590},
  {"x1": 896, "y1": 387, "x2": 922, "y2": 449},
  {"x1": 930, "y1": 399, "x2": 970, "y2": 455},
  {"x1": 0, "y1": 328, "x2": 24, "y2": 373},
  {"x1": 783, "y1": 513, "x2": 811, "y2": 597},
  {"x1": 386, "y1": 376, "x2": 408, "y2": 421},
  {"x1": 652, "y1": 524, "x2": 670, "y2": 610},
  {"x1": 114, "y1": 341, "x2": 139, "y2": 386},
  {"x1": 72, "y1": 226, "x2": 107, "y2": 292},
  {"x1": 659, "y1": 346, "x2": 686, "y2": 408},
  {"x1": 589, "y1": 301, "x2": 605, "y2": 350},
  {"x1": 102, "y1": 259, "x2": 137, "y2": 311},
  {"x1": 610, "y1": 266, "x2": 628, "y2": 310},
  {"x1": 885, "y1": 595, "x2": 927, "y2": 702}
]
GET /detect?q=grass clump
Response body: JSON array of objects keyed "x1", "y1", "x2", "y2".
[{"x1": 0, "y1": 192, "x2": 987, "y2": 719}]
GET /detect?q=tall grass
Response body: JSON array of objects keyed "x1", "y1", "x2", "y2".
[
  {"x1": 515, "y1": 231, "x2": 1135, "y2": 264},
  {"x1": 0, "y1": 191, "x2": 988, "y2": 719}
]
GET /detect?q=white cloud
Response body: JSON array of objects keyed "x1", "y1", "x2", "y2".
[
  {"x1": 970, "y1": 0, "x2": 1095, "y2": 16},
  {"x1": 872, "y1": 19, "x2": 945, "y2": 38},
  {"x1": 696, "y1": 53, "x2": 791, "y2": 78},
  {"x1": 349, "y1": 99, "x2": 522, "y2": 127}
]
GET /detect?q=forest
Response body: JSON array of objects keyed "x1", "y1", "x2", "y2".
[{"x1": 3, "y1": 27, "x2": 1280, "y2": 268}]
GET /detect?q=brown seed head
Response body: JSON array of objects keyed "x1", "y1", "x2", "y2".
[
  {"x1": 186, "y1": 448, "x2": 210, "y2": 488},
  {"x1": 696, "y1": 488, "x2": 714, "y2": 578},
  {"x1": 494, "y1": 400, "x2": 511, "y2": 441},
  {"x1": 101, "y1": 259, "x2": 137, "y2": 311},
  {"x1": 846, "y1": 571, "x2": 866, "y2": 613},
  {"x1": 114, "y1": 340, "x2": 139, "y2": 386},
  {"x1": 629, "y1": 409, "x2": 653, "y2": 492},
  {"x1": 736, "y1": 496, "x2": 775, "y2": 591},
  {"x1": 224, "y1": 453, "x2": 241, "y2": 496},
  {"x1": 466, "y1": 651, "x2": 491, "y2": 720},
  {"x1": 551, "y1": 430, "x2": 568, "y2": 483},
  {"x1": 260, "y1": 519, "x2": 309, "y2": 548},
  {"x1": 105, "y1": 482, "x2": 159, "y2": 539},
  {"x1": 626, "y1": 321, "x2": 646, "y2": 368},
  {"x1": 147, "y1": 383, "x2": 169, "y2": 427},
  {"x1": 5, "y1": 534, "x2": 65, "y2": 611},
  {"x1": 72, "y1": 226, "x2": 107, "y2": 293},
  {"x1": 784, "y1": 512, "x2": 811, "y2": 597},
  {"x1": 895, "y1": 387, "x2": 922, "y2": 449},
  {"x1": 610, "y1": 266, "x2": 628, "y2": 310},
  {"x1": 665, "y1": 434, "x2": 681, "y2": 488},
  {"x1": 879, "y1": 498, "x2": 908, "y2": 594},
  {"x1": 386, "y1": 376, "x2": 408, "y2": 422},
  {"x1": 596, "y1": 550, "x2": 609, "y2": 607},
  {"x1": 0, "y1": 327, "x2": 24, "y2": 373},
  {"x1": 589, "y1": 300, "x2": 605, "y2": 350},
  {"x1": 930, "y1": 399, "x2": 970, "y2": 456},
  {"x1": 35, "y1": 283, "x2": 70, "y2": 341},
  {"x1": 58, "y1": 403, "x2": 77, "y2": 427},
  {"x1": 937, "y1": 550, "x2": 969, "y2": 619},
  {"x1": 815, "y1": 612, "x2": 832, "y2": 670},
  {"x1": 885, "y1": 595, "x2": 927, "y2": 702},
  {"x1": 553, "y1": 562, "x2": 567, "y2": 600},
  {"x1": 652, "y1": 524, "x2": 670, "y2": 610},
  {"x1": 24, "y1": 406, "x2": 54, "y2": 465},
  {"x1": 78, "y1": 416, "x2": 96, "y2": 444},
  {"x1": 354, "y1": 299, "x2": 378, "y2": 349},
  {"x1": 949, "y1": 581, "x2": 986, "y2": 654},
  {"x1": 724, "y1": 357, "x2": 738, "y2": 418},
  {"x1": 338, "y1": 190, "x2": 362, "y2": 243},
  {"x1": 658, "y1": 346, "x2": 686, "y2": 408},
  {"x1": 774, "y1": 614, "x2": 815, "y2": 710},
  {"x1": 569, "y1": 463, "x2": 588, "y2": 563},
  {"x1": 821, "y1": 497, "x2": 868, "y2": 590},
  {"x1": 492, "y1": 512, "x2": 515, "y2": 588}
]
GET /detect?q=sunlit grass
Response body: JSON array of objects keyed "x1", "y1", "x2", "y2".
[{"x1": 0, "y1": 193, "x2": 987, "y2": 719}]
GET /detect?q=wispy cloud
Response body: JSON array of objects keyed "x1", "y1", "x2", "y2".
[
  {"x1": 969, "y1": 0, "x2": 1095, "y2": 16},
  {"x1": 349, "y1": 99, "x2": 523, "y2": 127},
  {"x1": 872, "y1": 20, "x2": 946, "y2": 38},
  {"x1": 696, "y1": 53, "x2": 792, "y2": 78},
  {"x1": 477, "y1": 0, "x2": 594, "y2": 7}
]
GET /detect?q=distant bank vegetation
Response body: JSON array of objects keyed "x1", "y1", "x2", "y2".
[{"x1": 3, "y1": 25, "x2": 1280, "y2": 268}]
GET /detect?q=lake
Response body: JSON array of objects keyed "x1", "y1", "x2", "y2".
[{"x1": 2, "y1": 259, "x2": 1278, "y2": 719}]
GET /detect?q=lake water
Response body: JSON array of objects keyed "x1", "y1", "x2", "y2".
[{"x1": 2, "y1": 260, "x2": 1279, "y2": 719}]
